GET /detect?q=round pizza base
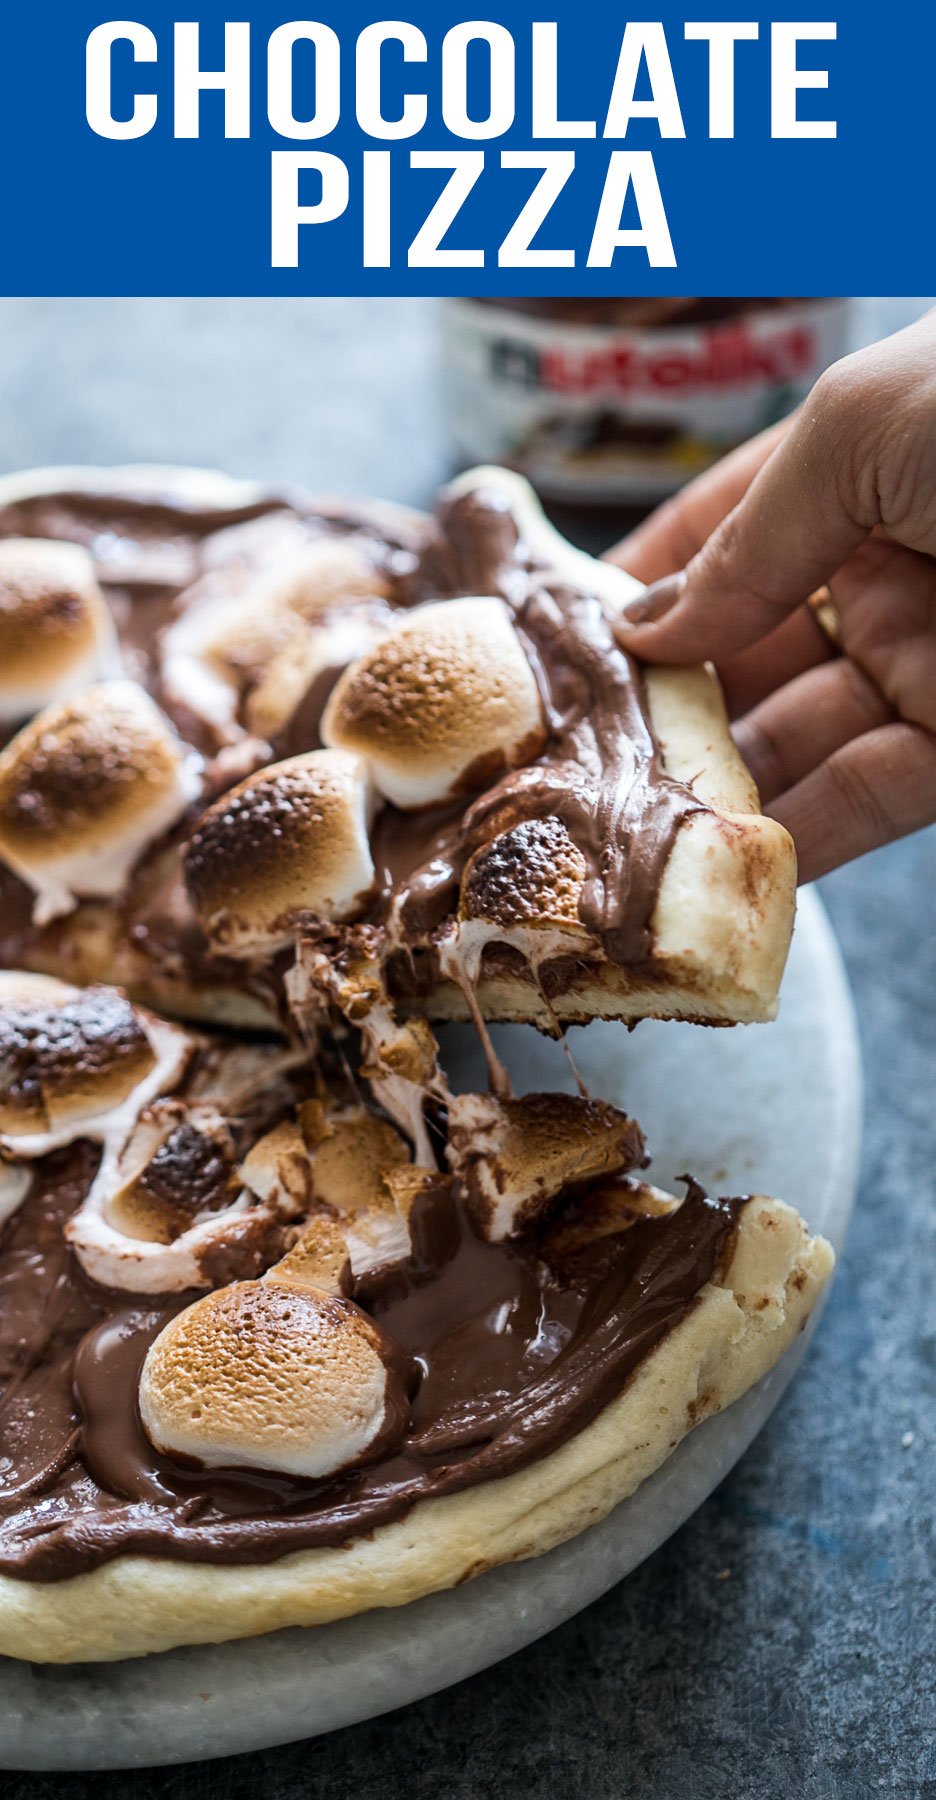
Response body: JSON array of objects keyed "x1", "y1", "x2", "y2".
[{"x1": 0, "y1": 888, "x2": 860, "y2": 1771}]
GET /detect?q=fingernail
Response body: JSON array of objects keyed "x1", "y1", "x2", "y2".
[{"x1": 619, "y1": 570, "x2": 687, "y2": 628}]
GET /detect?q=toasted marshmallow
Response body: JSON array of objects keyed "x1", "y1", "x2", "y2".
[
  {"x1": 0, "y1": 539, "x2": 117, "y2": 726},
  {"x1": 186, "y1": 1037, "x2": 309, "y2": 1119},
  {"x1": 461, "y1": 817, "x2": 586, "y2": 932},
  {"x1": 0, "y1": 976, "x2": 160, "y2": 1146},
  {"x1": 139, "y1": 1274, "x2": 407, "y2": 1478},
  {"x1": 302, "y1": 1102, "x2": 410, "y2": 1205},
  {"x1": 269, "y1": 1213, "x2": 352, "y2": 1298},
  {"x1": 67, "y1": 1092, "x2": 275, "y2": 1293},
  {"x1": 252, "y1": 539, "x2": 391, "y2": 617},
  {"x1": 161, "y1": 540, "x2": 391, "y2": 741},
  {"x1": 64, "y1": 1023, "x2": 311, "y2": 1293},
  {"x1": 447, "y1": 1092, "x2": 645, "y2": 1242},
  {"x1": 288, "y1": 941, "x2": 447, "y2": 1165},
  {"x1": 62, "y1": 1031, "x2": 309, "y2": 1295},
  {"x1": 0, "y1": 1158, "x2": 31, "y2": 1227},
  {"x1": 359, "y1": 1014, "x2": 445, "y2": 1171},
  {"x1": 244, "y1": 614, "x2": 383, "y2": 742},
  {"x1": 99, "y1": 1103, "x2": 239, "y2": 1245},
  {"x1": 184, "y1": 748, "x2": 377, "y2": 957},
  {"x1": 542, "y1": 1175, "x2": 678, "y2": 1270},
  {"x1": 441, "y1": 816, "x2": 591, "y2": 1006},
  {"x1": 0, "y1": 970, "x2": 76, "y2": 1005},
  {"x1": 4, "y1": 983, "x2": 210, "y2": 1288},
  {"x1": 302, "y1": 1103, "x2": 414, "y2": 1274},
  {"x1": 240, "y1": 1118, "x2": 315, "y2": 1215},
  {"x1": 0, "y1": 681, "x2": 201, "y2": 924},
  {"x1": 240, "y1": 1103, "x2": 417, "y2": 1278},
  {"x1": 322, "y1": 597, "x2": 546, "y2": 809}
]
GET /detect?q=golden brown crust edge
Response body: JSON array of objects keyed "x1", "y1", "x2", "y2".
[{"x1": 0, "y1": 1197, "x2": 832, "y2": 1663}]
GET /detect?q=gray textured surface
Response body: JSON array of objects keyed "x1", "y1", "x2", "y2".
[{"x1": 1, "y1": 297, "x2": 934, "y2": 1796}]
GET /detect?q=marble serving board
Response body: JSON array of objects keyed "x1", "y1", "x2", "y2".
[{"x1": 0, "y1": 887, "x2": 861, "y2": 1771}]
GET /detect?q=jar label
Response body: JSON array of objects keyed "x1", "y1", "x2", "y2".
[{"x1": 444, "y1": 299, "x2": 851, "y2": 503}]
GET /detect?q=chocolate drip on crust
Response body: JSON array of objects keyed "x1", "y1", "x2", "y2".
[{"x1": 0, "y1": 1142, "x2": 743, "y2": 1580}]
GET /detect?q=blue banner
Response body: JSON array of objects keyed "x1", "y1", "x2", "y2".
[{"x1": 1, "y1": 2, "x2": 931, "y2": 295}]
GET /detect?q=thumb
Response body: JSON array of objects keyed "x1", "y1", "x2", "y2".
[{"x1": 614, "y1": 356, "x2": 878, "y2": 665}]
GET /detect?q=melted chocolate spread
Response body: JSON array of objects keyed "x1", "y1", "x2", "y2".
[
  {"x1": 0, "y1": 473, "x2": 702, "y2": 988},
  {"x1": 419, "y1": 489, "x2": 696, "y2": 964},
  {"x1": 0, "y1": 473, "x2": 721, "y2": 1585},
  {"x1": 0, "y1": 1142, "x2": 743, "y2": 1581}
]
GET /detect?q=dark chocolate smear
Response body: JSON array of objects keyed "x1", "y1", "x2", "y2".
[
  {"x1": 0, "y1": 1144, "x2": 742, "y2": 1580},
  {"x1": 380, "y1": 486, "x2": 701, "y2": 966}
]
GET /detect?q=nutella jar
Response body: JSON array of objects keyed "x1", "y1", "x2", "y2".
[{"x1": 444, "y1": 298, "x2": 851, "y2": 512}]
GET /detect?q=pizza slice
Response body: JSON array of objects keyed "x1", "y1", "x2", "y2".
[{"x1": 0, "y1": 463, "x2": 795, "y2": 1039}]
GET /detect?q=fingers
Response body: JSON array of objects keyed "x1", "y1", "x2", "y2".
[
  {"x1": 733, "y1": 658, "x2": 895, "y2": 804},
  {"x1": 613, "y1": 309, "x2": 936, "y2": 669},
  {"x1": 614, "y1": 356, "x2": 884, "y2": 665},
  {"x1": 716, "y1": 603, "x2": 835, "y2": 719},
  {"x1": 720, "y1": 535, "x2": 936, "y2": 879},
  {"x1": 818, "y1": 537, "x2": 936, "y2": 732},
  {"x1": 770, "y1": 721, "x2": 936, "y2": 884},
  {"x1": 605, "y1": 417, "x2": 792, "y2": 586}
]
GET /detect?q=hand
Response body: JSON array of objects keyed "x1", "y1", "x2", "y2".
[{"x1": 609, "y1": 310, "x2": 936, "y2": 883}]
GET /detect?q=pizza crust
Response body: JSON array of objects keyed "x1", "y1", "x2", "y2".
[
  {"x1": 0, "y1": 462, "x2": 275, "y2": 519},
  {"x1": 0, "y1": 1196, "x2": 832, "y2": 1664},
  {"x1": 415, "y1": 666, "x2": 794, "y2": 1031},
  {"x1": 401, "y1": 657, "x2": 793, "y2": 1031}
]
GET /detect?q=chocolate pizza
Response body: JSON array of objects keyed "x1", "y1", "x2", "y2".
[{"x1": 0, "y1": 463, "x2": 829, "y2": 1663}]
